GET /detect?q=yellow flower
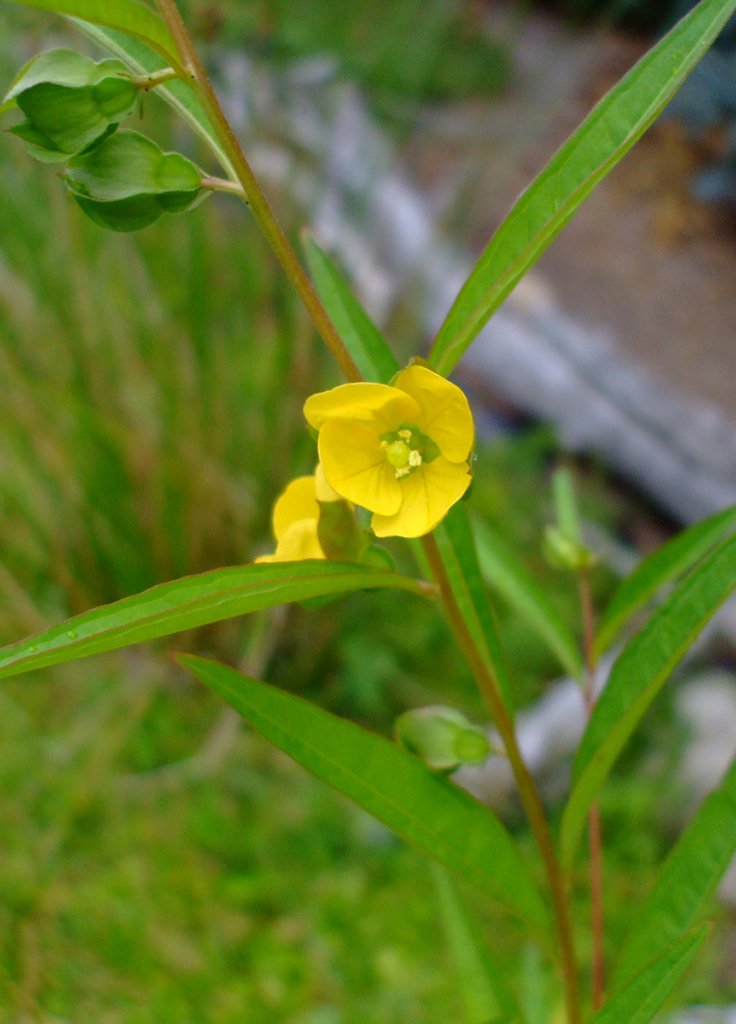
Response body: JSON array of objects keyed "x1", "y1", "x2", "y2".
[
  {"x1": 304, "y1": 365, "x2": 473, "y2": 538},
  {"x1": 256, "y1": 466, "x2": 340, "y2": 563}
]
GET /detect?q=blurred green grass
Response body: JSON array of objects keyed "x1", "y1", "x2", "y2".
[
  {"x1": 0, "y1": 5, "x2": 721, "y2": 1021},
  {"x1": 0, "y1": 654, "x2": 466, "y2": 1023},
  {"x1": 181, "y1": 0, "x2": 511, "y2": 104},
  {"x1": 0, "y1": 122, "x2": 317, "y2": 637}
]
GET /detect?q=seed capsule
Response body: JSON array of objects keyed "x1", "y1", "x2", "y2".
[{"x1": 2, "y1": 49, "x2": 139, "y2": 162}]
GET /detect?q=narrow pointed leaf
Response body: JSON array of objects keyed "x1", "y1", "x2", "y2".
[
  {"x1": 303, "y1": 233, "x2": 400, "y2": 384},
  {"x1": 433, "y1": 503, "x2": 514, "y2": 716},
  {"x1": 596, "y1": 504, "x2": 736, "y2": 656},
  {"x1": 473, "y1": 517, "x2": 582, "y2": 679},
  {"x1": 432, "y1": 864, "x2": 521, "y2": 1023},
  {"x1": 589, "y1": 925, "x2": 710, "y2": 1024},
  {"x1": 68, "y1": 21, "x2": 235, "y2": 177},
  {"x1": 3, "y1": 0, "x2": 181, "y2": 70},
  {"x1": 178, "y1": 654, "x2": 551, "y2": 932},
  {"x1": 614, "y1": 757, "x2": 736, "y2": 987},
  {"x1": 428, "y1": 0, "x2": 736, "y2": 376},
  {"x1": 561, "y1": 531, "x2": 736, "y2": 870},
  {"x1": 0, "y1": 562, "x2": 432, "y2": 680}
]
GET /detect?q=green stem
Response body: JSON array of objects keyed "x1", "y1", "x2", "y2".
[
  {"x1": 154, "y1": 0, "x2": 362, "y2": 384},
  {"x1": 200, "y1": 175, "x2": 247, "y2": 198},
  {"x1": 422, "y1": 532, "x2": 582, "y2": 1024},
  {"x1": 133, "y1": 66, "x2": 180, "y2": 90}
]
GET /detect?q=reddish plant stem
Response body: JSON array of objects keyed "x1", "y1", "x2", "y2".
[
  {"x1": 422, "y1": 533, "x2": 582, "y2": 1024},
  {"x1": 155, "y1": 0, "x2": 362, "y2": 384},
  {"x1": 580, "y1": 566, "x2": 606, "y2": 1010},
  {"x1": 588, "y1": 801, "x2": 605, "y2": 1009}
]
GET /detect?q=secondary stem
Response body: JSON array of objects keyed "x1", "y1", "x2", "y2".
[
  {"x1": 580, "y1": 566, "x2": 606, "y2": 1010},
  {"x1": 154, "y1": 0, "x2": 362, "y2": 384},
  {"x1": 200, "y1": 175, "x2": 247, "y2": 198},
  {"x1": 421, "y1": 533, "x2": 582, "y2": 1024},
  {"x1": 133, "y1": 66, "x2": 180, "y2": 90}
]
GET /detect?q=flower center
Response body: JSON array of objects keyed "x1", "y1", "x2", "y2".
[{"x1": 380, "y1": 424, "x2": 439, "y2": 480}]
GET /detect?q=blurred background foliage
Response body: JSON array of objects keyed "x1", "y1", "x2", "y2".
[
  {"x1": 0, "y1": 2, "x2": 727, "y2": 1021},
  {"x1": 180, "y1": 0, "x2": 511, "y2": 103}
]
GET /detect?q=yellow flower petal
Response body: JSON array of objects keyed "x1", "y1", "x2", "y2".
[
  {"x1": 319, "y1": 417, "x2": 402, "y2": 515},
  {"x1": 371, "y1": 456, "x2": 471, "y2": 538},
  {"x1": 272, "y1": 476, "x2": 319, "y2": 542},
  {"x1": 393, "y1": 365, "x2": 473, "y2": 463},
  {"x1": 314, "y1": 462, "x2": 342, "y2": 503},
  {"x1": 304, "y1": 382, "x2": 418, "y2": 433},
  {"x1": 256, "y1": 518, "x2": 325, "y2": 562}
]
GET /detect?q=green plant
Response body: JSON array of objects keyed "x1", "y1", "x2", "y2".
[{"x1": 2, "y1": 2, "x2": 736, "y2": 1022}]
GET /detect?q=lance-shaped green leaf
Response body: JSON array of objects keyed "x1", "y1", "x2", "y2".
[
  {"x1": 303, "y1": 232, "x2": 400, "y2": 384},
  {"x1": 63, "y1": 130, "x2": 205, "y2": 231},
  {"x1": 3, "y1": 49, "x2": 138, "y2": 162},
  {"x1": 0, "y1": 562, "x2": 432, "y2": 681},
  {"x1": 561, "y1": 531, "x2": 736, "y2": 870},
  {"x1": 596, "y1": 503, "x2": 736, "y2": 656},
  {"x1": 428, "y1": 0, "x2": 736, "y2": 376},
  {"x1": 433, "y1": 503, "x2": 515, "y2": 716},
  {"x1": 472, "y1": 517, "x2": 582, "y2": 679},
  {"x1": 3, "y1": 0, "x2": 181, "y2": 71},
  {"x1": 68, "y1": 22, "x2": 235, "y2": 177},
  {"x1": 178, "y1": 654, "x2": 551, "y2": 932},
  {"x1": 614, "y1": 756, "x2": 736, "y2": 987},
  {"x1": 589, "y1": 925, "x2": 710, "y2": 1024},
  {"x1": 432, "y1": 864, "x2": 521, "y2": 1023}
]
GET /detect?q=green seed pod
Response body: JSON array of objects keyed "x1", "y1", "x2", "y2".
[
  {"x1": 2, "y1": 49, "x2": 139, "y2": 162},
  {"x1": 395, "y1": 705, "x2": 490, "y2": 772},
  {"x1": 62, "y1": 131, "x2": 205, "y2": 232}
]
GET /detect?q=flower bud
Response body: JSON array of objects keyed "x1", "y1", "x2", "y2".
[
  {"x1": 542, "y1": 525, "x2": 594, "y2": 572},
  {"x1": 395, "y1": 705, "x2": 490, "y2": 771},
  {"x1": 317, "y1": 497, "x2": 365, "y2": 562},
  {"x1": 2, "y1": 49, "x2": 138, "y2": 162}
]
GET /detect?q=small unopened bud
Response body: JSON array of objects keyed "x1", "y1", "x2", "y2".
[
  {"x1": 544, "y1": 467, "x2": 596, "y2": 571},
  {"x1": 395, "y1": 705, "x2": 490, "y2": 772},
  {"x1": 542, "y1": 525, "x2": 593, "y2": 572}
]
